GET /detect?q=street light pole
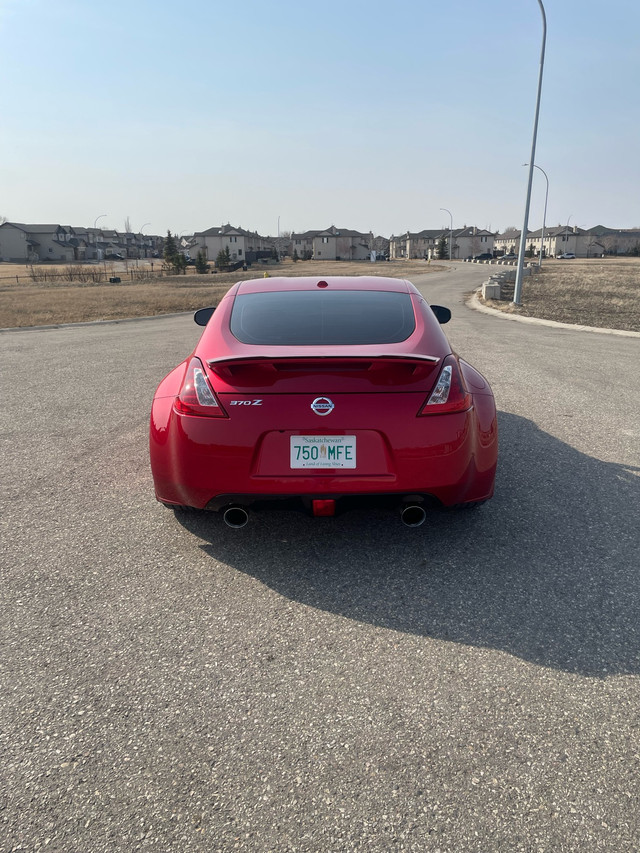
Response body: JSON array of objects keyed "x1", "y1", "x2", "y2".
[
  {"x1": 93, "y1": 214, "x2": 107, "y2": 261},
  {"x1": 524, "y1": 163, "x2": 549, "y2": 267},
  {"x1": 440, "y1": 208, "x2": 453, "y2": 260},
  {"x1": 512, "y1": 0, "x2": 547, "y2": 306},
  {"x1": 139, "y1": 222, "x2": 151, "y2": 261}
]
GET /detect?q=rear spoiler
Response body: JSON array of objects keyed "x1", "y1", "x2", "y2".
[
  {"x1": 207, "y1": 353, "x2": 440, "y2": 369},
  {"x1": 207, "y1": 354, "x2": 441, "y2": 381}
]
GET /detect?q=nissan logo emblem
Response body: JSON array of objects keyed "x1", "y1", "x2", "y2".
[{"x1": 311, "y1": 397, "x2": 334, "y2": 416}]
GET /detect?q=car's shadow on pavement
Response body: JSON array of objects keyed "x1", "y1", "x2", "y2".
[{"x1": 175, "y1": 412, "x2": 640, "y2": 678}]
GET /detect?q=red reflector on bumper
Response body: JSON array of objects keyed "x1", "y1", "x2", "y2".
[{"x1": 312, "y1": 499, "x2": 336, "y2": 517}]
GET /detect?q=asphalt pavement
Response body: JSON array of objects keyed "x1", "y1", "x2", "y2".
[{"x1": 1, "y1": 264, "x2": 639, "y2": 851}]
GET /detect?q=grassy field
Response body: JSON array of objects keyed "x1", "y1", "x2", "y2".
[
  {"x1": 1, "y1": 257, "x2": 638, "y2": 331},
  {"x1": 480, "y1": 257, "x2": 640, "y2": 332},
  {"x1": 0, "y1": 259, "x2": 442, "y2": 328}
]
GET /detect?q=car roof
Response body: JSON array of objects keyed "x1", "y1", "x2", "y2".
[{"x1": 235, "y1": 276, "x2": 414, "y2": 295}]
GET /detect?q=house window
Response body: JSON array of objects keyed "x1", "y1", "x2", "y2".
[
  {"x1": 49, "y1": 248, "x2": 53, "y2": 253},
  {"x1": 322, "y1": 237, "x2": 329, "y2": 243},
  {"x1": 229, "y1": 236, "x2": 237, "y2": 243},
  {"x1": 481, "y1": 236, "x2": 487, "y2": 243},
  {"x1": 317, "y1": 251, "x2": 321, "y2": 256},
  {"x1": 238, "y1": 249, "x2": 242, "y2": 256}
]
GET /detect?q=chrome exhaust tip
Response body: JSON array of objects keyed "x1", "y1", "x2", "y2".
[
  {"x1": 401, "y1": 505, "x2": 427, "y2": 527},
  {"x1": 222, "y1": 506, "x2": 249, "y2": 528}
]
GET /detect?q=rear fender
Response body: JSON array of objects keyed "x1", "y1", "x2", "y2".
[{"x1": 154, "y1": 361, "x2": 188, "y2": 400}]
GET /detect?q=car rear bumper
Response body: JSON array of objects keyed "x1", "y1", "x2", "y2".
[{"x1": 150, "y1": 397, "x2": 497, "y2": 510}]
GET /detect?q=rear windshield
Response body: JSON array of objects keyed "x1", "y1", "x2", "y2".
[{"x1": 230, "y1": 290, "x2": 416, "y2": 346}]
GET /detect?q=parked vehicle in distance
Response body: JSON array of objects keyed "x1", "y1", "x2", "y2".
[
  {"x1": 556, "y1": 252, "x2": 576, "y2": 259},
  {"x1": 500, "y1": 254, "x2": 517, "y2": 261},
  {"x1": 150, "y1": 276, "x2": 498, "y2": 528},
  {"x1": 105, "y1": 252, "x2": 123, "y2": 260},
  {"x1": 472, "y1": 253, "x2": 494, "y2": 261}
]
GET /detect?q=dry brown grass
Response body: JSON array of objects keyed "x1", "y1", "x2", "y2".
[
  {"x1": 0, "y1": 259, "x2": 443, "y2": 328},
  {"x1": 481, "y1": 257, "x2": 640, "y2": 331}
]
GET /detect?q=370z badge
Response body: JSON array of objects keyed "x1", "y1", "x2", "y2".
[{"x1": 230, "y1": 399, "x2": 262, "y2": 406}]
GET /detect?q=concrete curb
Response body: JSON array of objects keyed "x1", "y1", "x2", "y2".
[
  {"x1": 468, "y1": 291, "x2": 640, "y2": 339},
  {"x1": 0, "y1": 310, "x2": 193, "y2": 334}
]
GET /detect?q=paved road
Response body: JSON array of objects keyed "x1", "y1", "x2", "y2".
[{"x1": 1, "y1": 265, "x2": 639, "y2": 852}]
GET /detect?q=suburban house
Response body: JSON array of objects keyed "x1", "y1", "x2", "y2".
[
  {"x1": 494, "y1": 230, "x2": 528, "y2": 256},
  {"x1": 0, "y1": 221, "x2": 163, "y2": 263},
  {"x1": 522, "y1": 225, "x2": 586, "y2": 259},
  {"x1": 290, "y1": 227, "x2": 373, "y2": 261},
  {"x1": 453, "y1": 227, "x2": 495, "y2": 259},
  {"x1": 0, "y1": 222, "x2": 76, "y2": 262},
  {"x1": 583, "y1": 226, "x2": 640, "y2": 256},
  {"x1": 389, "y1": 230, "x2": 442, "y2": 259},
  {"x1": 189, "y1": 224, "x2": 272, "y2": 264},
  {"x1": 313, "y1": 227, "x2": 372, "y2": 261},
  {"x1": 291, "y1": 230, "x2": 317, "y2": 258},
  {"x1": 494, "y1": 225, "x2": 640, "y2": 259},
  {"x1": 390, "y1": 227, "x2": 495, "y2": 260}
]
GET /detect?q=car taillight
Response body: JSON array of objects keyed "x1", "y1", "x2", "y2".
[
  {"x1": 175, "y1": 357, "x2": 228, "y2": 417},
  {"x1": 418, "y1": 355, "x2": 472, "y2": 415}
]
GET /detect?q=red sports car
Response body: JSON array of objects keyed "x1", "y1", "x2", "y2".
[{"x1": 150, "y1": 276, "x2": 497, "y2": 527}]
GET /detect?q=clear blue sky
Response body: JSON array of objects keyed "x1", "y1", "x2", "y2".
[{"x1": 1, "y1": 0, "x2": 638, "y2": 237}]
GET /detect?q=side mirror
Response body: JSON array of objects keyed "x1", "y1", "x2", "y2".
[
  {"x1": 430, "y1": 304, "x2": 451, "y2": 324},
  {"x1": 194, "y1": 307, "x2": 215, "y2": 326}
]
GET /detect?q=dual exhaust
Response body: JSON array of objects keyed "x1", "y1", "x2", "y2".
[
  {"x1": 222, "y1": 506, "x2": 250, "y2": 528},
  {"x1": 222, "y1": 503, "x2": 427, "y2": 528}
]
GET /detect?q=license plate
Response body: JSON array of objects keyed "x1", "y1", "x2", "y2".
[{"x1": 290, "y1": 435, "x2": 356, "y2": 469}]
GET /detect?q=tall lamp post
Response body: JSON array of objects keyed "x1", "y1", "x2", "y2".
[
  {"x1": 440, "y1": 208, "x2": 453, "y2": 260},
  {"x1": 138, "y1": 223, "x2": 151, "y2": 264},
  {"x1": 523, "y1": 163, "x2": 548, "y2": 267},
  {"x1": 93, "y1": 214, "x2": 107, "y2": 261},
  {"x1": 512, "y1": 0, "x2": 547, "y2": 306}
]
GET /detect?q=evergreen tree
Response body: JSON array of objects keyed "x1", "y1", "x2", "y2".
[
  {"x1": 163, "y1": 230, "x2": 178, "y2": 267},
  {"x1": 215, "y1": 247, "x2": 231, "y2": 270},
  {"x1": 437, "y1": 236, "x2": 448, "y2": 260},
  {"x1": 195, "y1": 250, "x2": 209, "y2": 274},
  {"x1": 292, "y1": 249, "x2": 299, "y2": 262}
]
